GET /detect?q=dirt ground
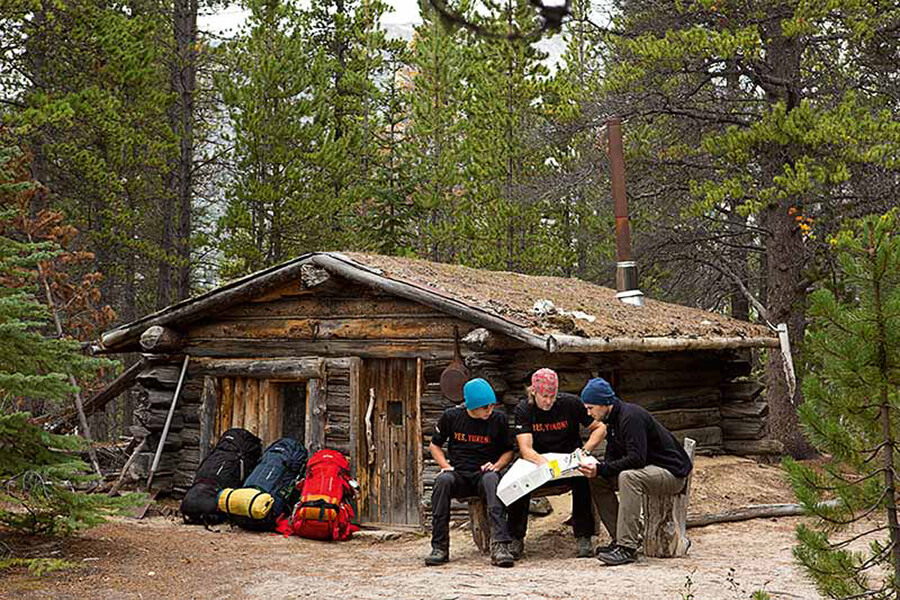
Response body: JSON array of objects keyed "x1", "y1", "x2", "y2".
[{"x1": 0, "y1": 456, "x2": 834, "y2": 600}]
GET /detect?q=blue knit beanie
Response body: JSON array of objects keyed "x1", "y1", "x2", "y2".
[
  {"x1": 464, "y1": 378, "x2": 497, "y2": 410},
  {"x1": 581, "y1": 378, "x2": 618, "y2": 405}
]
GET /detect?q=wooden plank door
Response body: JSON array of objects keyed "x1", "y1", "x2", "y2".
[{"x1": 360, "y1": 358, "x2": 422, "y2": 526}]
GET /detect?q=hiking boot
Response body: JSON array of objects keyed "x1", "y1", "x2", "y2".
[
  {"x1": 594, "y1": 542, "x2": 616, "y2": 555},
  {"x1": 597, "y1": 545, "x2": 637, "y2": 566},
  {"x1": 576, "y1": 536, "x2": 594, "y2": 558},
  {"x1": 424, "y1": 546, "x2": 449, "y2": 566},
  {"x1": 490, "y1": 542, "x2": 515, "y2": 568},
  {"x1": 509, "y1": 538, "x2": 525, "y2": 561}
]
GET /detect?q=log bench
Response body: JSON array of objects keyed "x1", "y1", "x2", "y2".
[{"x1": 465, "y1": 437, "x2": 696, "y2": 557}]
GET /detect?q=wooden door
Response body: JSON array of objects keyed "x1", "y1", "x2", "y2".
[{"x1": 359, "y1": 358, "x2": 423, "y2": 526}]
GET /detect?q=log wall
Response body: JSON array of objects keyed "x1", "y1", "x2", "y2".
[{"x1": 129, "y1": 275, "x2": 773, "y2": 520}]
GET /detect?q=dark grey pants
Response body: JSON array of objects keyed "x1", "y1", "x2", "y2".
[{"x1": 431, "y1": 470, "x2": 512, "y2": 549}]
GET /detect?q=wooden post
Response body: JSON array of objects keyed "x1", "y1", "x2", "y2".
[
  {"x1": 468, "y1": 499, "x2": 490, "y2": 554},
  {"x1": 199, "y1": 376, "x2": 217, "y2": 463},
  {"x1": 305, "y1": 377, "x2": 326, "y2": 453},
  {"x1": 643, "y1": 437, "x2": 696, "y2": 558}
]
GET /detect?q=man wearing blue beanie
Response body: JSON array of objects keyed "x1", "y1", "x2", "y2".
[
  {"x1": 577, "y1": 377, "x2": 693, "y2": 566},
  {"x1": 426, "y1": 378, "x2": 515, "y2": 567}
]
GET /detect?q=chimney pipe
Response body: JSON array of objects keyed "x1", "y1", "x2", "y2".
[{"x1": 607, "y1": 117, "x2": 644, "y2": 307}]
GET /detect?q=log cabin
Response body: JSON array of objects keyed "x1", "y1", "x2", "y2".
[{"x1": 94, "y1": 252, "x2": 780, "y2": 530}]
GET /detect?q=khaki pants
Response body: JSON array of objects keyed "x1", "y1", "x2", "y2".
[{"x1": 591, "y1": 466, "x2": 685, "y2": 551}]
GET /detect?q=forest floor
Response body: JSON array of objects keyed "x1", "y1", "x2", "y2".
[{"x1": 0, "y1": 455, "x2": 860, "y2": 600}]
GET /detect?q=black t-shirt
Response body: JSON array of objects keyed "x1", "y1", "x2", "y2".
[
  {"x1": 513, "y1": 392, "x2": 593, "y2": 454},
  {"x1": 431, "y1": 406, "x2": 512, "y2": 472}
]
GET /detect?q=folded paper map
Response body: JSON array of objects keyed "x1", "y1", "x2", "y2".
[{"x1": 497, "y1": 450, "x2": 598, "y2": 506}]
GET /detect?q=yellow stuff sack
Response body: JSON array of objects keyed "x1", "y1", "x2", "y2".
[{"x1": 218, "y1": 487, "x2": 274, "y2": 520}]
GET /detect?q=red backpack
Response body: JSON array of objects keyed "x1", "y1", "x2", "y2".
[{"x1": 287, "y1": 449, "x2": 359, "y2": 541}]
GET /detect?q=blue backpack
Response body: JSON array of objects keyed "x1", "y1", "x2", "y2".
[{"x1": 231, "y1": 437, "x2": 308, "y2": 530}]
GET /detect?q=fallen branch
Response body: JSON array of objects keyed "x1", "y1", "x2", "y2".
[
  {"x1": 688, "y1": 500, "x2": 841, "y2": 528},
  {"x1": 35, "y1": 360, "x2": 144, "y2": 434}
]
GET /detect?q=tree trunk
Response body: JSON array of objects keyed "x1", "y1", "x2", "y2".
[
  {"x1": 873, "y1": 251, "x2": 900, "y2": 582},
  {"x1": 174, "y1": 0, "x2": 197, "y2": 301},
  {"x1": 759, "y1": 19, "x2": 815, "y2": 459}
]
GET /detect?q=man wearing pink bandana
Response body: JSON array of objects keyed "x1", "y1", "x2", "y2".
[{"x1": 508, "y1": 368, "x2": 606, "y2": 559}]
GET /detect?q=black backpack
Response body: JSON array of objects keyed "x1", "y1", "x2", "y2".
[
  {"x1": 180, "y1": 428, "x2": 263, "y2": 525},
  {"x1": 230, "y1": 437, "x2": 308, "y2": 530}
]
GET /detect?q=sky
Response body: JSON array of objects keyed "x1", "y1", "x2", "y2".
[
  {"x1": 199, "y1": 0, "x2": 567, "y2": 67},
  {"x1": 200, "y1": 0, "x2": 423, "y2": 38}
]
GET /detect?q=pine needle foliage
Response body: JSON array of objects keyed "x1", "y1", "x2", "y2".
[
  {"x1": 785, "y1": 209, "x2": 900, "y2": 599},
  {"x1": 0, "y1": 137, "x2": 142, "y2": 538}
]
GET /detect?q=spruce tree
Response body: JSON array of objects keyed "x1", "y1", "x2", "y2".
[
  {"x1": 0, "y1": 137, "x2": 140, "y2": 544},
  {"x1": 785, "y1": 209, "x2": 900, "y2": 598}
]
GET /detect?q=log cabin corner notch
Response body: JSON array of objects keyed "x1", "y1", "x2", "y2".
[{"x1": 95, "y1": 252, "x2": 780, "y2": 530}]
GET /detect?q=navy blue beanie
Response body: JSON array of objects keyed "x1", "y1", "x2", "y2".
[
  {"x1": 464, "y1": 378, "x2": 497, "y2": 410},
  {"x1": 581, "y1": 378, "x2": 618, "y2": 405}
]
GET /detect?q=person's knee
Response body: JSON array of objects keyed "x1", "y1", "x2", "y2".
[
  {"x1": 434, "y1": 471, "x2": 456, "y2": 490},
  {"x1": 618, "y1": 470, "x2": 640, "y2": 489},
  {"x1": 482, "y1": 471, "x2": 500, "y2": 486}
]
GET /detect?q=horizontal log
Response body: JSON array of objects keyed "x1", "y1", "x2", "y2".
[
  {"x1": 185, "y1": 338, "x2": 462, "y2": 360},
  {"x1": 181, "y1": 404, "x2": 200, "y2": 424},
  {"x1": 722, "y1": 418, "x2": 767, "y2": 440},
  {"x1": 653, "y1": 408, "x2": 721, "y2": 432},
  {"x1": 721, "y1": 381, "x2": 764, "y2": 402},
  {"x1": 624, "y1": 387, "x2": 722, "y2": 412},
  {"x1": 188, "y1": 315, "x2": 477, "y2": 342},
  {"x1": 145, "y1": 389, "x2": 176, "y2": 407},
  {"x1": 134, "y1": 408, "x2": 183, "y2": 431},
  {"x1": 617, "y1": 370, "x2": 724, "y2": 393},
  {"x1": 221, "y1": 295, "x2": 441, "y2": 319},
  {"x1": 193, "y1": 357, "x2": 325, "y2": 379},
  {"x1": 723, "y1": 438, "x2": 785, "y2": 455},
  {"x1": 462, "y1": 328, "x2": 531, "y2": 351},
  {"x1": 140, "y1": 326, "x2": 184, "y2": 352},
  {"x1": 137, "y1": 365, "x2": 183, "y2": 389},
  {"x1": 548, "y1": 334, "x2": 779, "y2": 353},
  {"x1": 720, "y1": 402, "x2": 768, "y2": 419},
  {"x1": 181, "y1": 427, "x2": 200, "y2": 446},
  {"x1": 671, "y1": 426, "x2": 722, "y2": 448},
  {"x1": 723, "y1": 361, "x2": 752, "y2": 378}
]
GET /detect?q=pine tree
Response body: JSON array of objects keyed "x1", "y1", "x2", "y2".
[
  {"x1": 0, "y1": 136, "x2": 140, "y2": 544},
  {"x1": 785, "y1": 209, "x2": 900, "y2": 598},
  {"x1": 600, "y1": 0, "x2": 900, "y2": 456},
  {"x1": 406, "y1": 8, "x2": 470, "y2": 261},
  {"x1": 1, "y1": 0, "x2": 177, "y2": 324}
]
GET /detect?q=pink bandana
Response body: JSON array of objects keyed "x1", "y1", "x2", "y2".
[{"x1": 531, "y1": 368, "x2": 558, "y2": 397}]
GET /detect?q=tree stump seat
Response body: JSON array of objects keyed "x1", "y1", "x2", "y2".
[
  {"x1": 464, "y1": 483, "x2": 572, "y2": 554},
  {"x1": 642, "y1": 437, "x2": 696, "y2": 558}
]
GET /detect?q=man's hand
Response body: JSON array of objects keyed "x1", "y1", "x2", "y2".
[
  {"x1": 577, "y1": 462, "x2": 597, "y2": 478},
  {"x1": 440, "y1": 466, "x2": 455, "y2": 472},
  {"x1": 481, "y1": 462, "x2": 498, "y2": 472}
]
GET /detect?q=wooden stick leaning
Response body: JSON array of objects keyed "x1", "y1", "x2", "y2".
[
  {"x1": 108, "y1": 438, "x2": 147, "y2": 497},
  {"x1": 146, "y1": 354, "x2": 191, "y2": 492}
]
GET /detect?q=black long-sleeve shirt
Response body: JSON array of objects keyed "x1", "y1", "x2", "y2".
[{"x1": 599, "y1": 400, "x2": 692, "y2": 479}]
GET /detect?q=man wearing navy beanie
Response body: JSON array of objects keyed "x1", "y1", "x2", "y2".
[
  {"x1": 426, "y1": 378, "x2": 515, "y2": 567},
  {"x1": 577, "y1": 378, "x2": 693, "y2": 566}
]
